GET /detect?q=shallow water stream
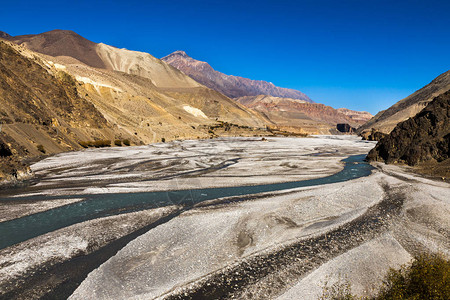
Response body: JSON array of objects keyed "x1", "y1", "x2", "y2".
[{"x1": 0, "y1": 155, "x2": 373, "y2": 249}]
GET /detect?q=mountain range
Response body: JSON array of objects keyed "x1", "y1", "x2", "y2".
[
  {"x1": 1, "y1": 29, "x2": 447, "y2": 180},
  {"x1": 162, "y1": 50, "x2": 373, "y2": 133},
  {"x1": 0, "y1": 30, "x2": 270, "y2": 180},
  {"x1": 161, "y1": 50, "x2": 312, "y2": 101}
]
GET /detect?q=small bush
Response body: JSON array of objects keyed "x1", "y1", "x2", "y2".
[
  {"x1": 114, "y1": 139, "x2": 122, "y2": 146},
  {"x1": 376, "y1": 253, "x2": 449, "y2": 300},
  {"x1": 123, "y1": 139, "x2": 130, "y2": 146},
  {"x1": 93, "y1": 140, "x2": 111, "y2": 148},
  {"x1": 57, "y1": 71, "x2": 76, "y2": 86},
  {"x1": 320, "y1": 253, "x2": 450, "y2": 300},
  {"x1": 37, "y1": 144, "x2": 45, "y2": 153},
  {"x1": 79, "y1": 141, "x2": 90, "y2": 148},
  {"x1": 161, "y1": 137, "x2": 166, "y2": 143}
]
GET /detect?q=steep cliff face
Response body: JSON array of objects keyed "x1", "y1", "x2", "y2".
[
  {"x1": 358, "y1": 70, "x2": 450, "y2": 135},
  {"x1": 367, "y1": 90, "x2": 449, "y2": 176},
  {"x1": 162, "y1": 51, "x2": 312, "y2": 101},
  {"x1": 0, "y1": 41, "x2": 107, "y2": 128}
]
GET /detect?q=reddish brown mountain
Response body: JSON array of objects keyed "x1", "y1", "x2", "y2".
[
  {"x1": 6, "y1": 29, "x2": 107, "y2": 69},
  {"x1": 161, "y1": 51, "x2": 312, "y2": 102},
  {"x1": 236, "y1": 95, "x2": 372, "y2": 134}
]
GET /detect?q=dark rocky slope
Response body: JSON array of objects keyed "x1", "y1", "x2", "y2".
[{"x1": 367, "y1": 90, "x2": 449, "y2": 176}]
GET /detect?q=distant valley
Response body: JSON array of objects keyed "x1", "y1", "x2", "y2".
[
  {"x1": 0, "y1": 29, "x2": 374, "y2": 180},
  {"x1": 163, "y1": 50, "x2": 373, "y2": 134}
]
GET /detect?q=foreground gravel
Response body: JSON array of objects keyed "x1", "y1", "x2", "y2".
[{"x1": 70, "y1": 164, "x2": 449, "y2": 299}]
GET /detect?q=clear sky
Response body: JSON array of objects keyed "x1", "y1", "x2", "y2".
[{"x1": 1, "y1": 0, "x2": 449, "y2": 114}]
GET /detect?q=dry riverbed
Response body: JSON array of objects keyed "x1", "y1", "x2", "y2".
[{"x1": 0, "y1": 136, "x2": 448, "y2": 299}]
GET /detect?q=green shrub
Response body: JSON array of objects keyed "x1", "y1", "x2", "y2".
[
  {"x1": 376, "y1": 253, "x2": 449, "y2": 300},
  {"x1": 123, "y1": 139, "x2": 130, "y2": 146},
  {"x1": 37, "y1": 144, "x2": 45, "y2": 153},
  {"x1": 161, "y1": 137, "x2": 166, "y2": 143},
  {"x1": 57, "y1": 71, "x2": 76, "y2": 86},
  {"x1": 79, "y1": 141, "x2": 90, "y2": 148},
  {"x1": 93, "y1": 140, "x2": 111, "y2": 148},
  {"x1": 114, "y1": 139, "x2": 122, "y2": 146},
  {"x1": 320, "y1": 253, "x2": 449, "y2": 300}
]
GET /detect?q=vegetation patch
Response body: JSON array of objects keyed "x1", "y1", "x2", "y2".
[
  {"x1": 36, "y1": 144, "x2": 45, "y2": 154},
  {"x1": 0, "y1": 142, "x2": 12, "y2": 157},
  {"x1": 320, "y1": 253, "x2": 449, "y2": 300},
  {"x1": 79, "y1": 140, "x2": 111, "y2": 148}
]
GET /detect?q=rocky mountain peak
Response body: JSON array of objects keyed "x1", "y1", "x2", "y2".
[
  {"x1": 171, "y1": 50, "x2": 189, "y2": 58},
  {"x1": 0, "y1": 31, "x2": 11, "y2": 38}
]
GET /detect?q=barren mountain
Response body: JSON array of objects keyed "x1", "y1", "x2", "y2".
[
  {"x1": 236, "y1": 95, "x2": 372, "y2": 134},
  {"x1": 162, "y1": 51, "x2": 312, "y2": 101},
  {"x1": 2, "y1": 30, "x2": 268, "y2": 129},
  {"x1": 358, "y1": 70, "x2": 450, "y2": 136},
  {"x1": 162, "y1": 51, "x2": 375, "y2": 134},
  {"x1": 7, "y1": 29, "x2": 107, "y2": 69},
  {"x1": 0, "y1": 32, "x2": 271, "y2": 181},
  {"x1": 336, "y1": 108, "x2": 373, "y2": 123},
  {"x1": 5, "y1": 30, "x2": 202, "y2": 89}
]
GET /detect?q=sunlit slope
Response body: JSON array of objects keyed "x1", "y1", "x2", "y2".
[{"x1": 358, "y1": 70, "x2": 450, "y2": 135}]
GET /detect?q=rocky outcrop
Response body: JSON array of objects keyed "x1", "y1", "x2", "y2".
[
  {"x1": 336, "y1": 123, "x2": 355, "y2": 133},
  {"x1": 361, "y1": 129, "x2": 388, "y2": 141},
  {"x1": 0, "y1": 141, "x2": 12, "y2": 158},
  {"x1": 161, "y1": 51, "x2": 312, "y2": 102},
  {"x1": 358, "y1": 70, "x2": 450, "y2": 136},
  {"x1": 367, "y1": 90, "x2": 450, "y2": 167}
]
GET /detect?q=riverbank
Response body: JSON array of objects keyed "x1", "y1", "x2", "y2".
[
  {"x1": 70, "y1": 161, "x2": 449, "y2": 300},
  {"x1": 0, "y1": 136, "x2": 376, "y2": 298},
  {"x1": 7, "y1": 136, "x2": 446, "y2": 299}
]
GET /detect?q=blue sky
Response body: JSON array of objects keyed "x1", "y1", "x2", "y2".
[{"x1": 1, "y1": 0, "x2": 449, "y2": 114}]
